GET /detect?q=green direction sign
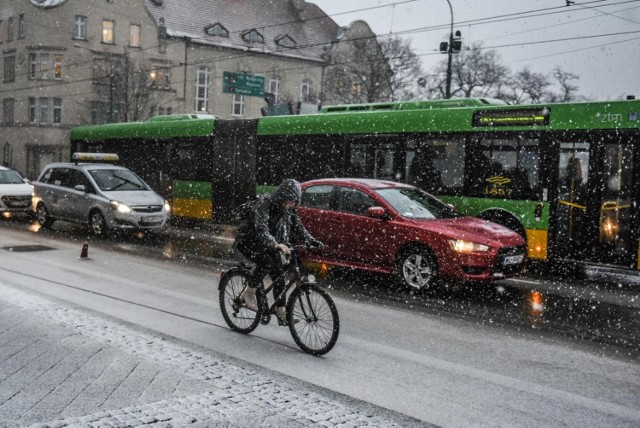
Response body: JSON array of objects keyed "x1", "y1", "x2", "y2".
[{"x1": 223, "y1": 71, "x2": 265, "y2": 97}]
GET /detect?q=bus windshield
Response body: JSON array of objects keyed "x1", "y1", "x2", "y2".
[{"x1": 376, "y1": 188, "x2": 463, "y2": 220}]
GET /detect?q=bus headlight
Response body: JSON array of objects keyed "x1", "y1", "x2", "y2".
[
  {"x1": 449, "y1": 239, "x2": 489, "y2": 254},
  {"x1": 110, "y1": 200, "x2": 132, "y2": 213}
]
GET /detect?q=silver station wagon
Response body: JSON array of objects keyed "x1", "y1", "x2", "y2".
[{"x1": 33, "y1": 153, "x2": 170, "y2": 236}]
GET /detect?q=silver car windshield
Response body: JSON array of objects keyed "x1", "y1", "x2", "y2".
[
  {"x1": 0, "y1": 170, "x2": 25, "y2": 185},
  {"x1": 89, "y1": 169, "x2": 148, "y2": 191},
  {"x1": 375, "y1": 188, "x2": 462, "y2": 219}
]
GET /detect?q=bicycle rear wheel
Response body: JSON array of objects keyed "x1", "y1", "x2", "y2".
[
  {"x1": 219, "y1": 269, "x2": 261, "y2": 334},
  {"x1": 287, "y1": 283, "x2": 339, "y2": 355}
]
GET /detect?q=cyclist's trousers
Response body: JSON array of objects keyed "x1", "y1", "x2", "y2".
[{"x1": 237, "y1": 240, "x2": 286, "y2": 307}]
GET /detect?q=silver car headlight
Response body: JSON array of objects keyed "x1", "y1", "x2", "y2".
[
  {"x1": 110, "y1": 200, "x2": 132, "y2": 214},
  {"x1": 449, "y1": 239, "x2": 489, "y2": 254},
  {"x1": 163, "y1": 199, "x2": 171, "y2": 213}
]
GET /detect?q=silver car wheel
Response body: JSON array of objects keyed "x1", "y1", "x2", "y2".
[
  {"x1": 400, "y1": 251, "x2": 437, "y2": 289},
  {"x1": 36, "y1": 203, "x2": 53, "y2": 228},
  {"x1": 89, "y1": 211, "x2": 107, "y2": 236}
]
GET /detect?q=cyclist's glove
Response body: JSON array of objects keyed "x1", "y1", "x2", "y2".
[{"x1": 307, "y1": 239, "x2": 325, "y2": 250}]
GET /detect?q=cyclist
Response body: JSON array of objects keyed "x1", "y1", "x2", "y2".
[{"x1": 233, "y1": 179, "x2": 323, "y2": 325}]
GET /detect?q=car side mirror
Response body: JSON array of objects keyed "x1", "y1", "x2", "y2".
[
  {"x1": 74, "y1": 184, "x2": 86, "y2": 192},
  {"x1": 367, "y1": 206, "x2": 388, "y2": 219}
]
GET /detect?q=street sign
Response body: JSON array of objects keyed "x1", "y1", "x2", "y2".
[{"x1": 223, "y1": 71, "x2": 265, "y2": 97}]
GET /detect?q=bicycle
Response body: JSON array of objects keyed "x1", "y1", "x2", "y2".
[{"x1": 218, "y1": 245, "x2": 340, "y2": 355}]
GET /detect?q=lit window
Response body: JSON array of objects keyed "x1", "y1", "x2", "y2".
[
  {"x1": 74, "y1": 16, "x2": 87, "y2": 39},
  {"x1": 195, "y1": 66, "x2": 209, "y2": 112},
  {"x1": 242, "y1": 29, "x2": 263, "y2": 43},
  {"x1": 102, "y1": 20, "x2": 114, "y2": 44},
  {"x1": 232, "y1": 94, "x2": 245, "y2": 116},
  {"x1": 29, "y1": 52, "x2": 63, "y2": 80},
  {"x1": 150, "y1": 66, "x2": 171, "y2": 89},
  {"x1": 129, "y1": 24, "x2": 140, "y2": 47}
]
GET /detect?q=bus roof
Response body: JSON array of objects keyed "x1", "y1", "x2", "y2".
[
  {"x1": 70, "y1": 114, "x2": 216, "y2": 141},
  {"x1": 259, "y1": 98, "x2": 640, "y2": 136},
  {"x1": 319, "y1": 98, "x2": 506, "y2": 113}
]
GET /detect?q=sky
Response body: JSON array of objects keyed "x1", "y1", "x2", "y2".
[{"x1": 312, "y1": 0, "x2": 640, "y2": 101}]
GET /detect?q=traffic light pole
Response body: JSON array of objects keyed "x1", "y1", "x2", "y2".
[{"x1": 445, "y1": 0, "x2": 454, "y2": 99}]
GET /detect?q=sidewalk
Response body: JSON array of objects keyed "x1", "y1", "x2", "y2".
[{"x1": 0, "y1": 284, "x2": 424, "y2": 428}]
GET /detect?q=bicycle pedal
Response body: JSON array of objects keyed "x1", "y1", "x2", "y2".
[{"x1": 260, "y1": 313, "x2": 271, "y2": 325}]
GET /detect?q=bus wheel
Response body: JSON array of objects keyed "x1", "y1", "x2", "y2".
[{"x1": 396, "y1": 246, "x2": 439, "y2": 290}]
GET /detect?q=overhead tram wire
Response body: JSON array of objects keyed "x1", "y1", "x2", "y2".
[{"x1": 4, "y1": 0, "x2": 638, "y2": 95}]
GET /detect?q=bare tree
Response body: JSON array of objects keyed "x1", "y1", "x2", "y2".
[
  {"x1": 87, "y1": 54, "x2": 162, "y2": 124},
  {"x1": 379, "y1": 36, "x2": 424, "y2": 101},
  {"x1": 507, "y1": 66, "x2": 551, "y2": 104},
  {"x1": 423, "y1": 42, "x2": 584, "y2": 103}
]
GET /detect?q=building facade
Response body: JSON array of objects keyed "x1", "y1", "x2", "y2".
[{"x1": 0, "y1": 0, "x2": 376, "y2": 179}]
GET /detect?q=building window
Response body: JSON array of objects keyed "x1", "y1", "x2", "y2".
[
  {"x1": 29, "y1": 52, "x2": 64, "y2": 80},
  {"x1": 18, "y1": 15, "x2": 24, "y2": 39},
  {"x1": 275, "y1": 35, "x2": 296, "y2": 48},
  {"x1": 102, "y1": 20, "x2": 114, "y2": 44},
  {"x1": 2, "y1": 98, "x2": 14, "y2": 125},
  {"x1": 242, "y1": 29, "x2": 264, "y2": 43},
  {"x1": 29, "y1": 97, "x2": 36, "y2": 123},
  {"x1": 205, "y1": 23, "x2": 228, "y2": 37},
  {"x1": 0, "y1": 21, "x2": 3, "y2": 43},
  {"x1": 300, "y1": 79, "x2": 312, "y2": 102},
  {"x1": 3, "y1": 143, "x2": 12, "y2": 167},
  {"x1": 74, "y1": 16, "x2": 87, "y2": 39},
  {"x1": 195, "y1": 66, "x2": 209, "y2": 112},
  {"x1": 232, "y1": 94, "x2": 245, "y2": 116},
  {"x1": 53, "y1": 98, "x2": 62, "y2": 124},
  {"x1": 150, "y1": 66, "x2": 171, "y2": 89},
  {"x1": 268, "y1": 75, "x2": 280, "y2": 103},
  {"x1": 91, "y1": 100, "x2": 109, "y2": 124},
  {"x1": 39, "y1": 98, "x2": 49, "y2": 124},
  {"x1": 7, "y1": 18, "x2": 13, "y2": 42},
  {"x1": 129, "y1": 24, "x2": 140, "y2": 47},
  {"x1": 4, "y1": 55, "x2": 15, "y2": 82}
]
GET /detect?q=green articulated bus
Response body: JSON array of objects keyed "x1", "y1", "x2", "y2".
[{"x1": 70, "y1": 97, "x2": 640, "y2": 272}]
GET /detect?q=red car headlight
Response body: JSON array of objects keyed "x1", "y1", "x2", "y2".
[{"x1": 449, "y1": 239, "x2": 489, "y2": 254}]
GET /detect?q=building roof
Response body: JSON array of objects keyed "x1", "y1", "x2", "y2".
[{"x1": 144, "y1": 0, "x2": 340, "y2": 63}]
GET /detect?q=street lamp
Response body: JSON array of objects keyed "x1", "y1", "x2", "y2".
[{"x1": 438, "y1": 0, "x2": 461, "y2": 99}]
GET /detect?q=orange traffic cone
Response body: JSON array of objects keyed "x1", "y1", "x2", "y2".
[{"x1": 80, "y1": 242, "x2": 89, "y2": 259}]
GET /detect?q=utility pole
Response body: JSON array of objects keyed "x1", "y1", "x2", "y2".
[{"x1": 438, "y1": 0, "x2": 461, "y2": 99}]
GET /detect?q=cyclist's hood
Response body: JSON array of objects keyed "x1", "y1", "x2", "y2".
[{"x1": 273, "y1": 179, "x2": 301, "y2": 204}]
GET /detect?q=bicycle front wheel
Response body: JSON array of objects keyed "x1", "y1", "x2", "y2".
[
  {"x1": 287, "y1": 283, "x2": 340, "y2": 355},
  {"x1": 219, "y1": 270, "x2": 261, "y2": 334}
]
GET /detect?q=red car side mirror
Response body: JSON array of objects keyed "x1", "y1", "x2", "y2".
[{"x1": 367, "y1": 206, "x2": 387, "y2": 219}]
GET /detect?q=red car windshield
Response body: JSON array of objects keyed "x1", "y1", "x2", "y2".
[{"x1": 375, "y1": 188, "x2": 463, "y2": 220}]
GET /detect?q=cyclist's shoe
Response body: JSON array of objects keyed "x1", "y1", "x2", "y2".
[
  {"x1": 241, "y1": 287, "x2": 259, "y2": 311},
  {"x1": 275, "y1": 306, "x2": 299, "y2": 326}
]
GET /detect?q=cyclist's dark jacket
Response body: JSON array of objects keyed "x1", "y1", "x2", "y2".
[{"x1": 234, "y1": 179, "x2": 314, "y2": 250}]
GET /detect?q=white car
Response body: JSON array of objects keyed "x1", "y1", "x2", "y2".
[
  {"x1": 0, "y1": 166, "x2": 34, "y2": 218},
  {"x1": 33, "y1": 153, "x2": 171, "y2": 236}
]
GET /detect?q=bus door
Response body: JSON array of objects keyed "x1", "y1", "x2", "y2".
[{"x1": 554, "y1": 140, "x2": 637, "y2": 268}]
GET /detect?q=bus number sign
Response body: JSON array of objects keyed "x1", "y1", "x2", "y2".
[
  {"x1": 472, "y1": 108, "x2": 550, "y2": 127},
  {"x1": 223, "y1": 72, "x2": 265, "y2": 97}
]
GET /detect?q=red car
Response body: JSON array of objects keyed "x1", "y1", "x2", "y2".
[{"x1": 297, "y1": 178, "x2": 526, "y2": 289}]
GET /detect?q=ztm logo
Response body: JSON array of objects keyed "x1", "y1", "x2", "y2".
[{"x1": 486, "y1": 176, "x2": 511, "y2": 185}]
